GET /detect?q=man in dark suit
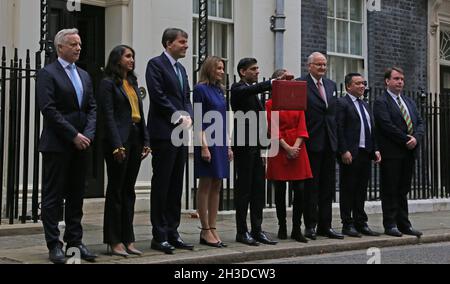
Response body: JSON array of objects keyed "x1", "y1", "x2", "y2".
[
  {"x1": 230, "y1": 58, "x2": 288, "y2": 246},
  {"x1": 146, "y1": 28, "x2": 194, "y2": 254},
  {"x1": 297, "y1": 52, "x2": 343, "y2": 240},
  {"x1": 337, "y1": 73, "x2": 381, "y2": 238},
  {"x1": 373, "y1": 67, "x2": 424, "y2": 237},
  {"x1": 36, "y1": 28, "x2": 97, "y2": 264}
]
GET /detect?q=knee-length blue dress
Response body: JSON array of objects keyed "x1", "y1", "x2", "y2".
[{"x1": 193, "y1": 83, "x2": 229, "y2": 179}]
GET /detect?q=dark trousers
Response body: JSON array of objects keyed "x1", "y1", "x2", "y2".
[
  {"x1": 234, "y1": 147, "x2": 265, "y2": 234},
  {"x1": 41, "y1": 150, "x2": 87, "y2": 250},
  {"x1": 339, "y1": 149, "x2": 370, "y2": 228},
  {"x1": 273, "y1": 181, "x2": 305, "y2": 228},
  {"x1": 304, "y1": 145, "x2": 336, "y2": 230},
  {"x1": 103, "y1": 125, "x2": 142, "y2": 245},
  {"x1": 150, "y1": 139, "x2": 187, "y2": 242},
  {"x1": 380, "y1": 155, "x2": 414, "y2": 230}
]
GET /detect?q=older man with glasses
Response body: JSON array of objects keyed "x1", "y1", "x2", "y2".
[{"x1": 297, "y1": 52, "x2": 344, "y2": 240}]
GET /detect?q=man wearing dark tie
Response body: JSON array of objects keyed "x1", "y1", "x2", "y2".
[
  {"x1": 336, "y1": 73, "x2": 381, "y2": 238},
  {"x1": 230, "y1": 58, "x2": 285, "y2": 246},
  {"x1": 373, "y1": 67, "x2": 424, "y2": 237},
  {"x1": 297, "y1": 52, "x2": 343, "y2": 240},
  {"x1": 36, "y1": 29, "x2": 97, "y2": 264},
  {"x1": 146, "y1": 28, "x2": 194, "y2": 254}
]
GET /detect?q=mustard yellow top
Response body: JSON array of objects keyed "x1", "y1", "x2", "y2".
[{"x1": 122, "y1": 79, "x2": 141, "y2": 123}]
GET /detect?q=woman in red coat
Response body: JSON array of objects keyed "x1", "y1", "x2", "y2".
[{"x1": 266, "y1": 69, "x2": 313, "y2": 243}]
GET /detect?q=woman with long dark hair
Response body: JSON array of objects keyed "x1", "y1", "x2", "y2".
[{"x1": 99, "y1": 45, "x2": 151, "y2": 256}]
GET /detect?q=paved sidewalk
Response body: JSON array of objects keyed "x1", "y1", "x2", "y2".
[{"x1": 1, "y1": 210, "x2": 450, "y2": 264}]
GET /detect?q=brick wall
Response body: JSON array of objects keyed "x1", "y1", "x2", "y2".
[
  {"x1": 300, "y1": 0, "x2": 328, "y2": 76},
  {"x1": 367, "y1": 0, "x2": 428, "y2": 91}
]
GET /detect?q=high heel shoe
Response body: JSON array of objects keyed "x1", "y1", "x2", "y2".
[
  {"x1": 199, "y1": 228, "x2": 221, "y2": 248},
  {"x1": 210, "y1": 227, "x2": 227, "y2": 247},
  {"x1": 125, "y1": 244, "x2": 143, "y2": 256},
  {"x1": 106, "y1": 244, "x2": 129, "y2": 257}
]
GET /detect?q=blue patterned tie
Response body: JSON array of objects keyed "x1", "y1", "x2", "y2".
[
  {"x1": 357, "y1": 99, "x2": 373, "y2": 152},
  {"x1": 175, "y1": 62, "x2": 184, "y2": 92},
  {"x1": 68, "y1": 64, "x2": 83, "y2": 107}
]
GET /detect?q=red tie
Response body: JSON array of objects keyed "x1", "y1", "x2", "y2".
[{"x1": 317, "y1": 81, "x2": 326, "y2": 102}]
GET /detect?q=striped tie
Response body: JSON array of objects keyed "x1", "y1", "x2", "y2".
[{"x1": 396, "y1": 96, "x2": 413, "y2": 135}]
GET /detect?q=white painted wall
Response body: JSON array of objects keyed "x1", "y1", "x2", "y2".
[
  {"x1": 0, "y1": 0, "x2": 14, "y2": 50},
  {"x1": 13, "y1": 0, "x2": 40, "y2": 59},
  {"x1": 285, "y1": 0, "x2": 302, "y2": 76}
]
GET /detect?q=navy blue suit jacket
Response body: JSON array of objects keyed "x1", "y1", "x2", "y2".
[
  {"x1": 297, "y1": 74, "x2": 338, "y2": 153},
  {"x1": 336, "y1": 95, "x2": 378, "y2": 159},
  {"x1": 230, "y1": 80, "x2": 272, "y2": 148},
  {"x1": 373, "y1": 91, "x2": 424, "y2": 159},
  {"x1": 98, "y1": 78, "x2": 150, "y2": 151},
  {"x1": 36, "y1": 60, "x2": 96, "y2": 152},
  {"x1": 145, "y1": 53, "x2": 193, "y2": 141}
]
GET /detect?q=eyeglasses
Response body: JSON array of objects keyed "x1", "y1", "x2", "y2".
[{"x1": 311, "y1": 63, "x2": 327, "y2": 68}]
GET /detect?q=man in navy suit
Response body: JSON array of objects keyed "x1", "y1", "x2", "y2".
[
  {"x1": 373, "y1": 67, "x2": 424, "y2": 237},
  {"x1": 337, "y1": 73, "x2": 381, "y2": 238},
  {"x1": 146, "y1": 28, "x2": 194, "y2": 254},
  {"x1": 36, "y1": 29, "x2": 97, "y2": 264},
  {"x1": 297, "y1": 52, "x2": 343, "y2": 240},
  {"x1": 230, "y1": 58, "x2": 287, "y2": 246}
]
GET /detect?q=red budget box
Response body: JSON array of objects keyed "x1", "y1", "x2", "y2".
[{"x1": 271, "y1": 80, "x2": 307, "y2": 110}]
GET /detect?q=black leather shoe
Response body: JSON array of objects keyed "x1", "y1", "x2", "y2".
[
  {"x1": 356, "y1": 225, "x2": 381, "y2": 236},
  {"x1": 169, "y1": 237, "x2": 194, "y2": 250},
  {"x1": 304, "y1": 228, "x2": 317, "y2": 240},
  {"x1": 317, "y1": 228, "x2": 345, "y2": 239},
  {"x1": 291, "y1": 229, "x2": 308, "y2": 243},
  {"x1": 342, "y1": 225, "x2": 362, "y2": 238},
  {"x1": 400, "y1": 227, "x2": 423, "y2": 237},
  {"x1": 151, "y1": 239, "x2": 175, "y2": 254},
  {"x1": 251, "y1": 231, "x2": 278, "y2": 245},
  {"x1": 278, "y1": 224, "x2": 287, "y2": 240},
  {"x1": 236, "y1": 232, "x2": 259, "y2": 246},
  {"x1": 66, "y1": 244, "x2": 97, "y2": 262},
  {"x1": 49, "y1": 245, "x2": 65, "y2": 264},
  {"x1": 384, "y1": 227, "x2": 403, "y2": 237}
]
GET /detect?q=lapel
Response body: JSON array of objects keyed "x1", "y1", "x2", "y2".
[
  {"x1": 118, "y1": 83, "x2": 130, "y2": 103},
  {"x1": 345, "y1": 95, "x2": 361, "y2": 122},
  {"x1": 385, "y1": 91, "x2": 405, "y2": 121},
  {"x1": 307, "y1": 74, "x2": 327, "y2": 108},
  {"x1": 77, "y1": 66, "x2": 86, "y2": 108},
  {"x1": 55, "y1": 61, "x2": 81, "y2": 109},
  {"x1": 161, "y1": 53, "x2": 184, "y2": 96}
]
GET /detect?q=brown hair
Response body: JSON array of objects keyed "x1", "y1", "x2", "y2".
[
  {"x1": 198, "y1": 56, "x2": 225, "y2": 91},
  {"x1": 384, "y1": 67, "x2": 404, "y2": 81},
  {"x1": 271, "y1": 69, "x2": 287, "y2": 79}
]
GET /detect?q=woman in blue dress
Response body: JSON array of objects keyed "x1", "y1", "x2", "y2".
[{"x1": 194, "y1": 56, "x2": 233, "y2": 248}]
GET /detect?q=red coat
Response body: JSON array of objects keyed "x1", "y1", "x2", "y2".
[{"x1": 266, "y1": 99, "x2": 313, "y2": 181}]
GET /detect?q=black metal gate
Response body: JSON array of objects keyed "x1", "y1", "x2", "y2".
[{"x1": 0, "y1": 47, "x2": 42, "y2": 224}]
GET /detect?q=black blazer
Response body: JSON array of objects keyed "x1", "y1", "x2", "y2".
[
  {"x1": 297, "y1": 74, "x2": 338, "y2": 152},
  {"x1": 145, "y1": 53, "x2": 193, "y2": 141},
  {"x1": 36, "y1": 60, "x2": 96, "y2": 152},
  {"x1": 98, "y1": 78, "x2": 150, "y2": 150},
  {"x1": 373, "y1": 91, "x2": 424, "y2": 159},
  {"x1": 336, "y1": 95, "x2": 378, "y2": 159},
  {"x1": 230, "y1": 80, "x2": 272, "y2": 148}
]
